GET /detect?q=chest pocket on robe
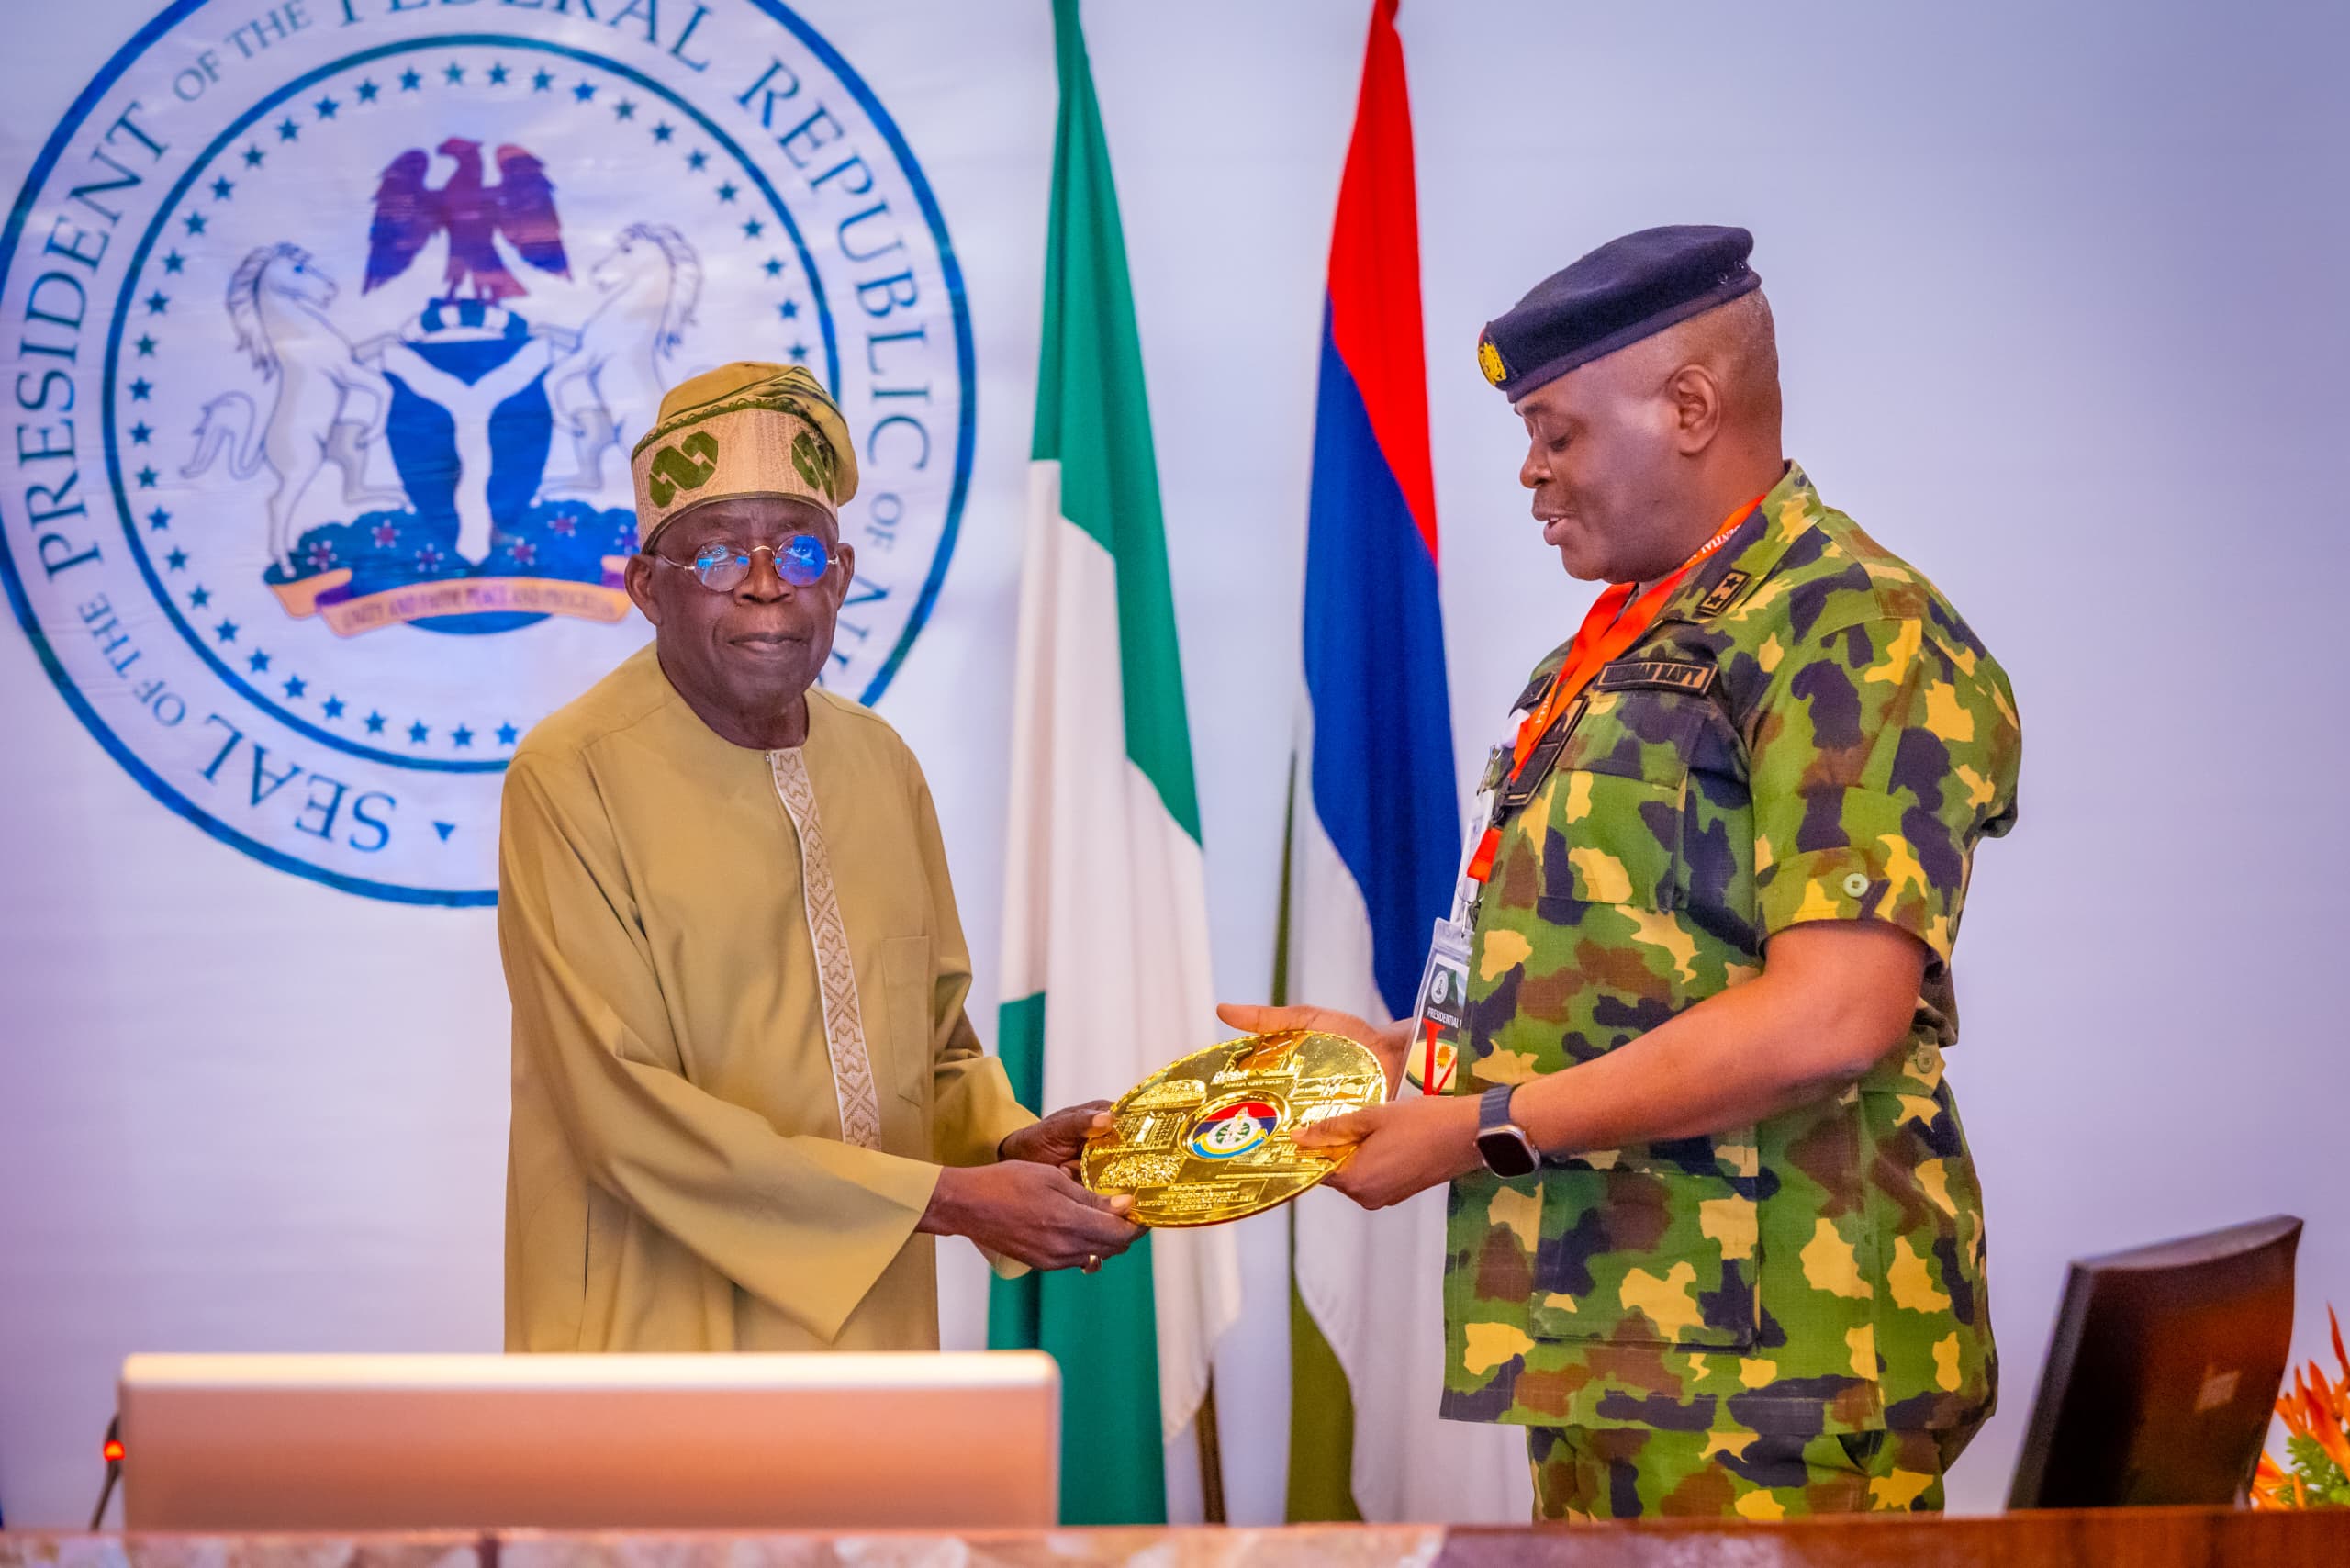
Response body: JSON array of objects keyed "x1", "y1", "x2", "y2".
[{"x1": 878, "y1": 935, "x2": 934, "y2": 1110}]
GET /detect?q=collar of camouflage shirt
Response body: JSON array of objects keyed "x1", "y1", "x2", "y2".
[{"x1": 1647, "y1": 461, "x2": 1824, "y2": 630}]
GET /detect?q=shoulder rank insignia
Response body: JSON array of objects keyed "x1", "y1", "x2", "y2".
[
  {"x1": 1509, "y1": 671, "x2": 1554, "y2": 716},
  {"x1": 1696, "y1": 569, "x2": 1751, "y2": 620}
]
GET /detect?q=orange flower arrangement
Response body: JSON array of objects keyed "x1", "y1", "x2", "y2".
[{"x1": 2251, "y1": 1306, "x2": 2350, "y2": 1508}]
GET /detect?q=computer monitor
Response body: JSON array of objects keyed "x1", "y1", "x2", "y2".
[
  {"x1": 118, "y1": 1350, "x2": 1059, "y2": 1531},
  {"x1": 2007, "y1": 1214, "x2": 2301, "y2": 1508}
]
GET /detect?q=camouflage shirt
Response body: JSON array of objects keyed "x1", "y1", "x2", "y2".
[{"x1": 1442, "y1": 464, "x2": 2020, "y2": 1439}]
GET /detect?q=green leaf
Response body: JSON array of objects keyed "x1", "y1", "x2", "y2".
[{"x1": 2286, "y1": 1433, "x2": 2350, "y2": 1506}]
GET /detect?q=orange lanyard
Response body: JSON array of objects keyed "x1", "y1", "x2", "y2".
[{"x1": 1468, "y1": 494, "x2": 1763, "y2": 884}]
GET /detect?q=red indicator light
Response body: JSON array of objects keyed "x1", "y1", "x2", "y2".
[{"x1": 102, "y1": 1439, "x2": 125, "y2": 1463}]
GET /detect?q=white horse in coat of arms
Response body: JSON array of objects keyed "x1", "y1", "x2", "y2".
[
  {"x1": 182, "y1": 242, "x2": 405, "y2": 573},
  {"x1": 543, "y1": 222, "x2": 701, "y2": 497}
]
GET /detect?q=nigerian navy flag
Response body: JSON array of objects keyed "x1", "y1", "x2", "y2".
[
  {"x1": 1282, "y1": 0, "x2": 1531, "y2": 1524},
  {"x1": 988, "y1": 0, "x2": 1241, "y2": 1526}
]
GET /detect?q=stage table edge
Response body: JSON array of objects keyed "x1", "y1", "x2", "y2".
[{"x1": 0, "y1": 1507, "x2": 2344, "y2": 1567}]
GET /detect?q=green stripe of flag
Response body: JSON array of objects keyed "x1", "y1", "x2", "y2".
[
  {"x1": 1287, "y1": 1278, "x2": 1364, "y2": 1521},
  {"x1": 1271, "y1": 764, "x2": 1362, "y2": 1520},
  {"x1": 988, "y1": 991, "x2": 1165, "y2": 1524},
  {"x1": 1027, "y1": 0, "x2": 1200, "y2": 842}
]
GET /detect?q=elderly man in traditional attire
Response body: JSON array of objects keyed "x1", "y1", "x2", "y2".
[{"x1": 501, "y1": 362, "x2": 1139, "y2": 1353}]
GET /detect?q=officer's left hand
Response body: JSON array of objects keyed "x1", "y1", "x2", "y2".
[
  {"x1": 1292, "y1": 1095, "x2": 1484, "y2": 1209},
  {"x1": 1000, "y1": 1101, "x2": 1115, "y2": 1176}
]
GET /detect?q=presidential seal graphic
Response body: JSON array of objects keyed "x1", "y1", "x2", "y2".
[{"x1": 1, "y1": 2, "x2": 972, "y2": 903}]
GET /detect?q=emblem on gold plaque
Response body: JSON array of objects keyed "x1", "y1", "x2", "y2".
[{"x1": 1082, "y1": 1030, "x2": 1387, "y2": 1226}]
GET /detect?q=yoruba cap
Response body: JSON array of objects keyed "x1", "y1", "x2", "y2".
[
  {"x1": 629, "y1": 362, "x2": 857, "y2": 549},
  {"x1": 1475, "y1": 225, "x2": 1760, "y2": 400}
]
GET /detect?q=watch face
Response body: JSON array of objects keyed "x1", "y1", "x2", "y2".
[{"x1": 1477, "y1": 1127, "x2": 1540, "y2": 1180}]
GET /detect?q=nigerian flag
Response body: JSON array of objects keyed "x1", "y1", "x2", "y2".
[{"x1": 987, "y1": 0, "x2": 1242, "y2": 1526}]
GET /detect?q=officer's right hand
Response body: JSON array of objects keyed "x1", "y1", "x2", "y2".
[
  {"x1": 920, "y1": 1160, "x2": 1142, "y2": 1272},
  {"x1": 1216, "y1": 1002, "x2": 1413, "y2": 1095}
]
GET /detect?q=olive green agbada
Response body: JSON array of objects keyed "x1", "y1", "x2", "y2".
[{"x1": 500, "y1": 646, "x2": 1035, "y2": 1350}]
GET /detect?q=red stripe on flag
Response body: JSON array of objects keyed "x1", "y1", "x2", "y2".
[{"x1": 1325, "y1": 0, "x2": 1438, "y2": 565}]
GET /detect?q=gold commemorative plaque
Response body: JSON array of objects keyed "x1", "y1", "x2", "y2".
[{"x1": 1082, "y1": 1029, "x2": 1387, "y2": 1227}]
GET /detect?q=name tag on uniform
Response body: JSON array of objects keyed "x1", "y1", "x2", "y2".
[
  {"x1": 1594, "y1": 658, "x2": 1718, "y2": 695},
  {"x1": 1405, "y1": 917, "x2": 1470, "y2": 1096}
]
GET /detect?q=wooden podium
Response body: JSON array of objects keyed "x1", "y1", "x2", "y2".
[{"x1": 4, "y1": 1506, "x2": 2347, "y2": 1567}]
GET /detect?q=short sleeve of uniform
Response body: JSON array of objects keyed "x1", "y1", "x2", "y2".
[{"x1": 1750, "y1": 613, "x2": 2020, "y2": 964}]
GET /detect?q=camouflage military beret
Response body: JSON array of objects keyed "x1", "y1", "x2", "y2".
[{"x1": 1476, "y1": 225, "x2": 1760, "y2": 399}]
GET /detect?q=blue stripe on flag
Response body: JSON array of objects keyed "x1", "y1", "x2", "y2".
[{"x1": 1301, "y1": 301, "x2": 1460, "y2": 1020}]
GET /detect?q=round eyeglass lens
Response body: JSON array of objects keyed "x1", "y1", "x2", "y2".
[
  {"x1": 692, "y1": 542, "x2": 749, "y2": 591},
  {"x1": 778, "y1": 534, "x2": 830, "y2": 586}
]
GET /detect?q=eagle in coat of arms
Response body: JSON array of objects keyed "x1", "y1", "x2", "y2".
[{"x1": 363, "y1": 136, "x2": 569, "y2": 303}]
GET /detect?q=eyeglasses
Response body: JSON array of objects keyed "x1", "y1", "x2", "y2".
[{"x1": 651, "y1": 535, "x2": 833, "y2": 592}]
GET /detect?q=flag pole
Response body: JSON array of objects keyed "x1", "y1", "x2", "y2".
[{"x1": 1195, "y1": 1379, "x2": 1228, "y2": 1522}]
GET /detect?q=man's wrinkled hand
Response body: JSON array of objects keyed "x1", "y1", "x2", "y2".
[
  {"x1": 999, "y1": 1100, "x2": 1115, "y2": 1176},
  {"x1": 919, "y1": 1159, "x2": 1142, "y2": 1271},
  {"x1": 1292, "y1": 1094, "x2": 1483, "y2": 1210},
  {"x1": 1215, "y1": 1001, "x2": 1412, "y2": 1095}
]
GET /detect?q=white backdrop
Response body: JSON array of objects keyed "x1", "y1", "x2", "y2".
[{"x1": 5, "y1": 0, "x2": 2347, "y2": 1529}]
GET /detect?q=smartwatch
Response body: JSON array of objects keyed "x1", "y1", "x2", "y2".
[{"x1": 1475, "y1": 1084, "x2": 1540, "y2": 1179}]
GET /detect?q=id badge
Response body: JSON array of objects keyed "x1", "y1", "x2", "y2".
[{"x1": 1404, "y1": 916, "x2": 1471, "y2": 1096}]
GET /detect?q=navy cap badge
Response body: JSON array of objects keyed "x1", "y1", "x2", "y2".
[{"x1": 1476, "y1": 332, "x2": 1508, "y2": 387}]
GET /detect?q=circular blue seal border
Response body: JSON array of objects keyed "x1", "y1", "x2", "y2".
[{"x1": 0, "y1": 0, "x2": 979, "y2": 906}]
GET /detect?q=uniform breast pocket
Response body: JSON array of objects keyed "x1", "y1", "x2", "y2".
[
  {"x1": 879, "y1": 934, "x2": 934, "y2": 1109},
  {"x1": 1528, "y1": 1162, "x2": 1762, "y2": 1350},
  {"x1": 1530, "y1": 688, "x2": 1709, "y2": 917}
]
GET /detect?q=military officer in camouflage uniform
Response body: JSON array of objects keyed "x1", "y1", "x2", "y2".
[{"x1": 1229, "y1": 226, "x2": 2020, "y2": 1520}]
